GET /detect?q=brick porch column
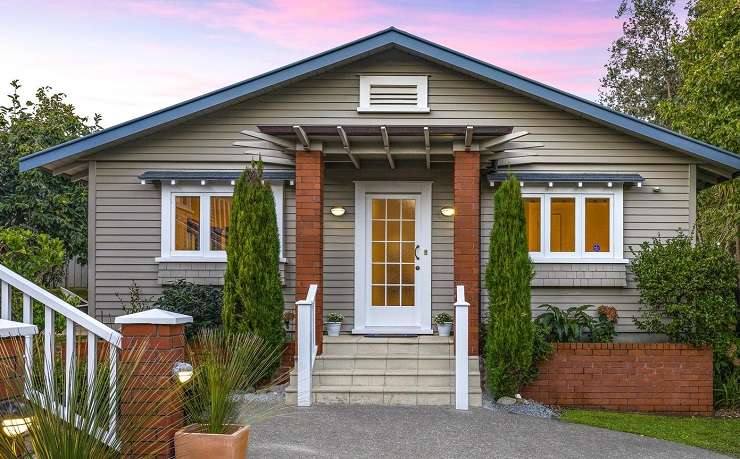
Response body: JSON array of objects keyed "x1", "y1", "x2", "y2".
[
  {"x1": 295, "y1": 150, "x2": 324, "y2": 354},
  {"x1": 116, "y1": 309, "x2": 192, "y2": 459},
  {"x1": 0, "y1": 322, "x2": 37, "y2": 401},
  {"x1": 453, "y1": 151, "x2": 481, "y2": 355}
]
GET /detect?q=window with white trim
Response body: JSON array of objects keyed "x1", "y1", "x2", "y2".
[
  {"x1": 522, "y1": 185, "x2": 624, "y2": 262},
  {"x1": 158, "y1": 183, "x2": 284, "y2": 262},
  {"x1": 358, "y1": 75, "x2": 429, "y2": 113}
]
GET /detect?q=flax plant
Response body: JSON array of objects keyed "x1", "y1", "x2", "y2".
[
  {"x1": 0, "y1": 335, "x2": 183, "y2": 458},
  {"x1": 183, "y1": 329, "x2": 283, "y2": 434}
]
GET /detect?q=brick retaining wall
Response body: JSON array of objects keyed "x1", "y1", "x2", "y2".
[{"x1": 521, "y1": 343, "x2": 713, "y2": 416}]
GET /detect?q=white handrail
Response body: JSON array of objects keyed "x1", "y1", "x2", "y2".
[
  {"x1": 0, "y1": 265, "x2": 121, "y2": 346},
  {"x1": 454, "y1": 285, "x2": 470, "y2": 410},
  {"x1": 296, "y1": 284, "x2": 318, "y2": 407},
  {"x1": 0, "y1": 264, "x2": 122, "y2": 447}
]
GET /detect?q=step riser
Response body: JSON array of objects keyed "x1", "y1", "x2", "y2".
[
  {"x1": 289, "y1": 373, "x2": 480, "y2": 388},
  {"x1": 285, "y1": 391, "x2": 483, "y2": 407},
  {"x1": 322, "y1": 342, "x2": 453, "y2": 356},
  {"x1": 314, "y1": 356, "x2": 479, "y2": 372}
]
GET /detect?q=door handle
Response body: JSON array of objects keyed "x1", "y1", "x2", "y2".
[{"x1": 415, "y1": 244, "x2": 420, "y2": 260}]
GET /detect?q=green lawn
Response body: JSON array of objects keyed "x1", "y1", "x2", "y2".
[{"x1": 560, "y1": 409, "x2": 740, "y2": 457}]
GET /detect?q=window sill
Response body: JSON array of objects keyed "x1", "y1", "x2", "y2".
[
  {"x1": 156, "y1": 256, "x2": 288, "y2": 264},
  {"x1": 530, "y1": 258, "x2": 629, "y2": 264}
]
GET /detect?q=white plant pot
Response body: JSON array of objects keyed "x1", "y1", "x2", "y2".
[
  {"x1": 326, "y1": 322, "x2": 342, "y2": 337},
  {"x1": 437, "y1": 323, "x2": 452, "y2": 337}
]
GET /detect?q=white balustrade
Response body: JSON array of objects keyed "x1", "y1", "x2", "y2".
[
  {"x1": 454, "y1": 285, "x2": 470, "y2": 410},
  {"x1": 296, "y1": 284, "x2": 318, "y2": 407},
  {"x1": 0, "y1": 264, "x2": 122, "y2": 446}
]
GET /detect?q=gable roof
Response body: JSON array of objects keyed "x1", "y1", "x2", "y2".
[{"x1": 20, "y1": 27, "x2": 740, "y2": 172}]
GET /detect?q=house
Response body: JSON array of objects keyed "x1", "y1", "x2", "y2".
[{"x1": 20, "y1": 28, "x2": 740, "y2": 406}]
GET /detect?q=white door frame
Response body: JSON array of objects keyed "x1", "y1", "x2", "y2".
[{"x1": 353, "y1": 181, "x2": 433, "y2": 334}]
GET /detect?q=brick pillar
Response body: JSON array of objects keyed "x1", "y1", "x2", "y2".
[
  {"x1": 295, "y1": 150, "x2": 324, "y2": 354},
  {"x1": 116, "y1": 309, "x2": 192, "y2": 458},
  {"x1": 454, "y1": 151, "x2": 481, "y2": 355},
  {"x1": 0, "y1": 336, "x2": 24, "y2": 401}
]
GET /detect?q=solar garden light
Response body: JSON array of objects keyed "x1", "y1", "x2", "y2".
[
  {"x1": 172, "y1": 362, "x2": 194, "y2": 384},
  {"x1": 0, "y1": 400, "x2": 31, "y2": 438}
]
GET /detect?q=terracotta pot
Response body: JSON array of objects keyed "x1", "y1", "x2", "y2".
[{"x1": 174, "y1": 424, "x2": 250, "y2": 459}]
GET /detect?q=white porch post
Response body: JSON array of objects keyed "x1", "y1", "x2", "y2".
[{"x1": 454, "y1": 285, "x2": 469, "y2": 410}]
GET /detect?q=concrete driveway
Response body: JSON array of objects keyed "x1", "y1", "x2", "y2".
[{"x1": 248, "y1": 405, "x2": 727, "y2": 459}]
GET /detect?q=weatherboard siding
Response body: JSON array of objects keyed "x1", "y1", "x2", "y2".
[{"x1": 89, "y1": 50, "x2": 696, "y2": 335}]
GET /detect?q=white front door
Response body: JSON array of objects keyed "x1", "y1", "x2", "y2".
[{"x1": 353, "y1": 182, "x2": 432, "y2": 334}]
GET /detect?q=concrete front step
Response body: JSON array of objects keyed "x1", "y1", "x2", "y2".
[
  {"x1": 289, "y1": 368, "x2": 480, "y2": 388},
  {"x1": 314, "y1": 355, "x2": 476, "y2": 371},
  {"x1": 322, "y1": 335, "x2": 454, "y2": 357},
  {"x1": 285, "y1": 385, "x2": 483, "y2": 407}
]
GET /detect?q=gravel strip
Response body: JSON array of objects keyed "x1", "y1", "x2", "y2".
[{"x1": 482, "y1": 393, "x2": 558, "y2": 418}]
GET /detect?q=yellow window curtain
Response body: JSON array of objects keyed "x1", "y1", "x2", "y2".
[
  {"x1": 523, "y1": 198, "x2": 541, "y2": 252},
  {"x1": 210, "y1": 196, "x2": 232, "y2": 251},
  {"x1": 175, "y1": 196, "x2": 200, "y2": 251},
  {"x1": 550, "y1": 198, "x2": 575, "y2": 252},
  {"x1": 585, "y1": 198, "x2": 610, "y2": 252}
]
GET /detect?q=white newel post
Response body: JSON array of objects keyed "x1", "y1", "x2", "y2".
[
  {"x1": 454, "y1": 285, "x2": 469, "y2": 410},
  {"x1": 296, "y1": 284, "x2": 318, "y2": 407}
]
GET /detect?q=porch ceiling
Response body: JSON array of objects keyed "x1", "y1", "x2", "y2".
[{"x1": 235, "y1": 125, "x2": 542, "y2": 170}]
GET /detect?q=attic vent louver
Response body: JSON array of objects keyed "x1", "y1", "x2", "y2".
[{"x1": 358, "y1": 75, "x2": 429, "y2": 113}]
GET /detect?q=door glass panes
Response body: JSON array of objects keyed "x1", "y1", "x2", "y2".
[
  {"x1": 585, "y1": 198, "x2": 610, "y2": 252},
  {"x1": 550, "y1": 197, "x2": 575, "y2": 252},
  {"x1": 175, "y1": 196, "x2": 200, "y2": 251},
  {"x1": 210, "y1": 196, "x2": 232, "y2": 251},
  {"x1": 371, "y1": 198, "x2": 416, "y2": 307},
  {"x1": 523, "y1": 198, "x2": 541, "y2": 252}
]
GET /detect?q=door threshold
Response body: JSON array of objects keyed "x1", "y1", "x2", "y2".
[{"x1": 351, "y1": 327, "x2": 433, "y2": 335}]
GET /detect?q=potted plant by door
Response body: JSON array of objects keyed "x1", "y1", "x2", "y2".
[
  {"x1": 434, "y1": 313, "x2": 453, "y2": 337},
  {"x1": 175, "y1": 329, "x2": 282, "y2": 459},
  {"x1": 326, "y1": 312, "x2": 344, "y2": 336}
]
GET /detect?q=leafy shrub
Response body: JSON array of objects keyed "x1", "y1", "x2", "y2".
[
  {"x1": 535, "y1": 304, "x2": 618, "y2": 343},
  {"x1": 535, "y1": 304, "x2": 592, "y2": 342},
  {"x1": 327, "y1": 312, "x2": 344, "y2": 323},
  {"x1": 434, "y1": 312, "x2": 453, "y2": 325},
  {"x1": 223, "y1": 163, "x2": 284, "y2": 351},
  {"x1": 0, "y1": 226, "x2": 65, "y2": 286},
  {"x1": 592, "y1": 306, "x2": 619, "y2": 343},
  {"x1": 154, "y1": 280, "x2": 223, "y2": 340},
  {"x1": 485, "y1": 175, "x2": 534, "y2": 398},
  {"x1": 631, "y1": 234, "x2": 738, "y2": 407},
  {"x1": 715, "y1": 369, "x2": 740, "y2": 409}
]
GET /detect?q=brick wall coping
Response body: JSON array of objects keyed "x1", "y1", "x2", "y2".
[
  {"x1": 115, "y1": 308, "x2": 193, "y2": 325},
  {"x1": 0, "y1": 319, "x2": 38, "y2": 337},
  {"x1": 551, "y1": 342, "x2": 709, "y2": 351}
]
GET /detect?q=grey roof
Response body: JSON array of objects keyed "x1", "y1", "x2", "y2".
[
  {"x1": 138, "y1": 170, "x2": 295, "y2": 181},
  {"x1": 487, "y1": 172, "x2": 644, "y2": 184},
  {"x1": 20, "y1": 27, "x2": 740, "y2": 172}
]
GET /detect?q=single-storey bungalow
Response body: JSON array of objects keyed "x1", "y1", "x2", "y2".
[{"x1": 21, "y1": 28, "x2": 739, "y2": 406}]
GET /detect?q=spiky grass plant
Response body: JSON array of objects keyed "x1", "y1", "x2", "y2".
[
  {"x1": 183, "y1": 328, "x2": 283, "y2": 434},
  {"x1": 0, "y1": 335, "x2": 184, "y2": 458}
]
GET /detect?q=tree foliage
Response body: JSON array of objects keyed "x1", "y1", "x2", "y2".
[
  {"x1": 0, "y1": 80, "x2": 101, "y2": 264},
  {"x1": 658, "y1": 0, "x2": 740, "y2": 154},
  {"x1": 485, "y1": 175, "x2": 535, "y2": 398},
  {"x1": 0, "y1": 226, "x2": 65, "y2": 286},
  {"x1": 222, "y1": 163, "x2": 284, "y2": 351},
  {"x1": 599, "y1": 0, "x2": 684, "y2": 122}
]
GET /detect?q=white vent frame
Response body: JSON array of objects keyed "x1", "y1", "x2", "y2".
[{"x1": 358, "y1": 75, "x2": 429, "y2": 113}]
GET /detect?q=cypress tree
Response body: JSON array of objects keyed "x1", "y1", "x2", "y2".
[
  {"x1": 223, "y1": 162, "x2": 284, "y2": 351},
  {"x1": 485, "y1": 175, "x2": 534, "y2": 397}
]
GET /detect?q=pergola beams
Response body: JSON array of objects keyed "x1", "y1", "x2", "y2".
[
  {"x1": 380, "y1": 126, "x2": 395, "y2": 169},
  {"x1": 337, "y1": 126, "x2": 360, "y2": 169},
  {"x1": 423, "y1": 127, "x2": 431, "y2": 169}
]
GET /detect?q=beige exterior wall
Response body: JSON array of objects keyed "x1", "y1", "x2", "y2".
[{"x1": 87, "y1": 49, "x2": 699, "y2": 337}]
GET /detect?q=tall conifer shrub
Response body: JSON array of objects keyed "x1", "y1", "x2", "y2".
[
  {"x1": 485, "y1": 175, "x2": 534, "y2": 397},
  {"x1": 223, "y1": 162, "x2": 284, "y2": 351}
]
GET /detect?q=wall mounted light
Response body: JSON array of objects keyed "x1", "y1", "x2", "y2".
[
  {"x1": 172, "y1": 362, "x2": 194, "y2": 384},
  {"x1": 440, "y1": 206, "x2": 455, "y2": 217},
  {"x1": 653, "y1": 186, "x2": 661, "y2": 193},
  {"x1": 330, "y1": 206, "x2": 346, "y2": 217}
]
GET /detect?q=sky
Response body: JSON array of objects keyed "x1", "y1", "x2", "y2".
[{"x1": 1, "y1": 0, "x2": 686, "y2": 127}]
